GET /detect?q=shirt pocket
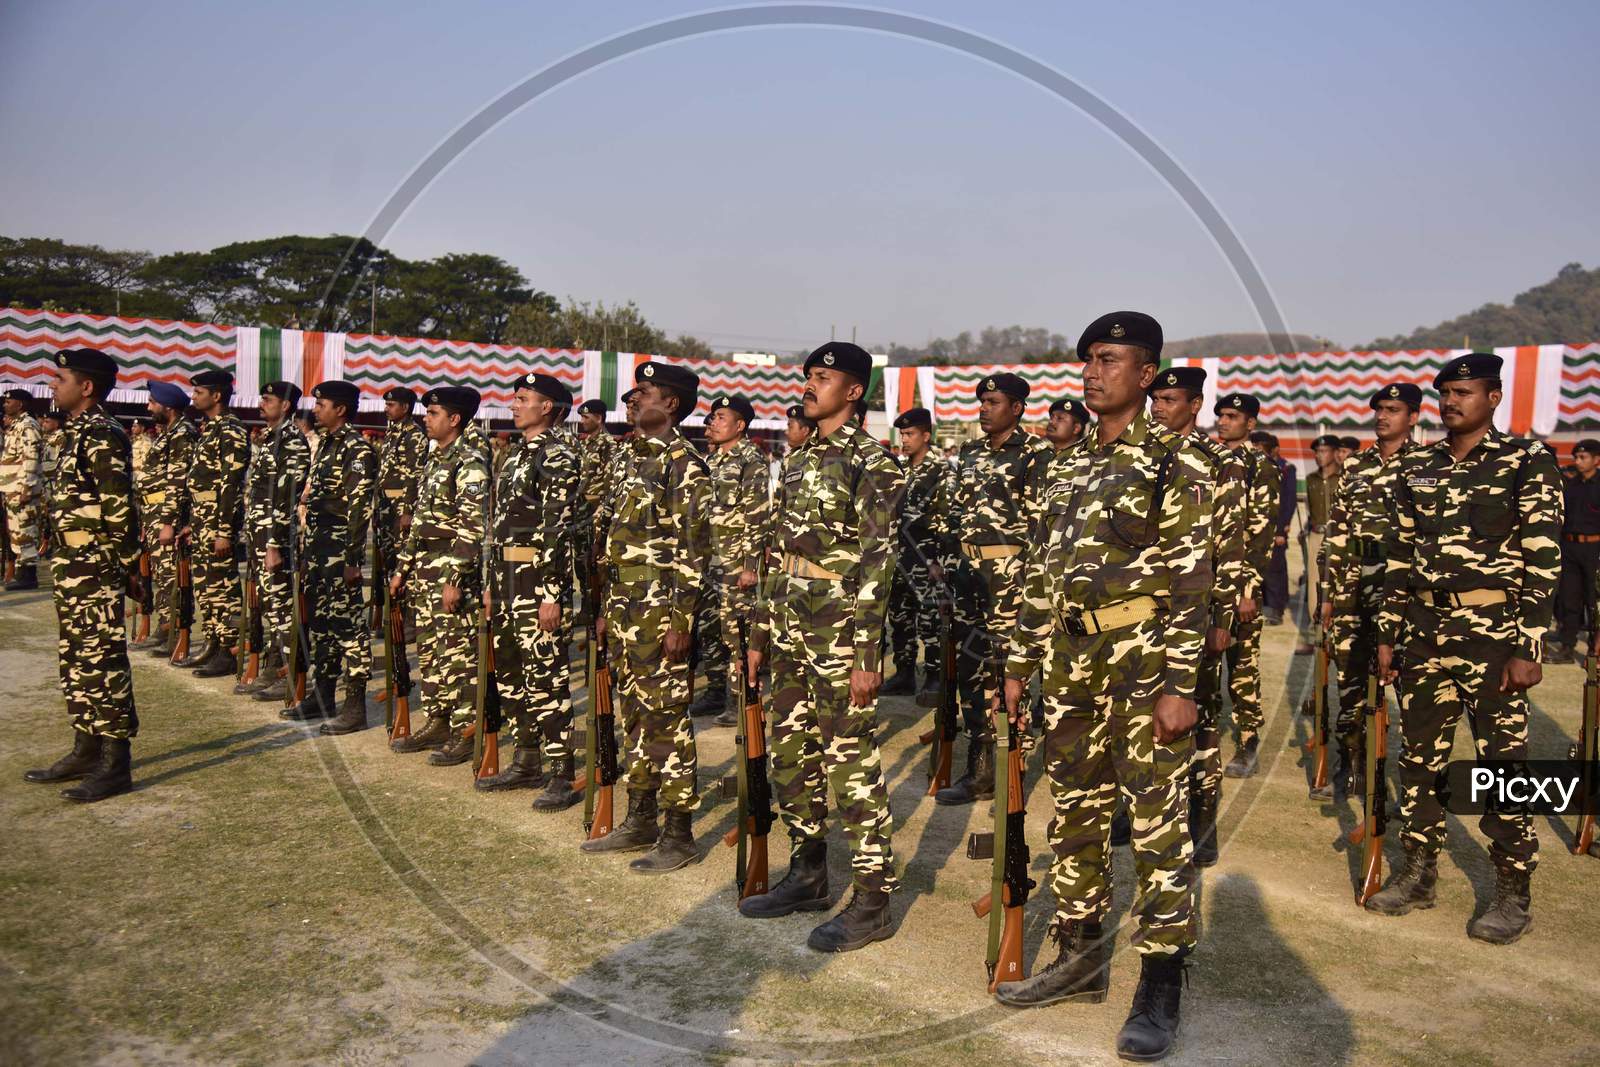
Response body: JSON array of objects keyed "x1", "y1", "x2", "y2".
[{"x1": 1467, "y1": 494, "x2": 1515, "y2": 540}]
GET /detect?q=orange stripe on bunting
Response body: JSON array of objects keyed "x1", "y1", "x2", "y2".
[{"x1": 1510, "y1": 345, "x2": 1540, "y2": 434}]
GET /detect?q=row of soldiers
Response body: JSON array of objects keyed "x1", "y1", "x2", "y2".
[
  {"x1": 11, "y1": 312, "x2": 1569, "y2": 1062},
  {"x1": 0, "y1": 392, "x2": 67, "y2": 587}
]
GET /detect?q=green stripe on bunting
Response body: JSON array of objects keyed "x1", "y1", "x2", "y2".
[
  {"x1": 260, "y1": 328, "x2": 281, "y2": 383},
  {"x1": 600, "y1": 351, "x2": 618, "y2": 407}
]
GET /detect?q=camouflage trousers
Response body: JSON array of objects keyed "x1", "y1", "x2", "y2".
[
  {"x1": 51, "y1": 546, "x2": 138, "y2": 739},
  {"x1": 372, "y1": 516, "x2": 402, "y2": 619},
  {"x1": 606, "y1": 578, "x2": 698, "y2": 813},
  {"x1": 303, "y1": 532, "x2": 369, "y2": 690},
  {"x1": 767, "y1": 575, "x2": 899, "y2": 894},
  {"x1": 1192, "y1": 652, "x2": 1226, "y2": 798},
  {"x1": 251, "y1": 534, "x2": 294, "y2": 662},
  {"x1": 952, "y1": 553, "x2": 1026, "y2": 741},
  {"x1": 1225, "y1": 613, "x2": 1264, "y2": 745},
  {"x1": 191, "y1": 527, "x2": 241, "y2": 645},
  {"x1": 1039, "y1": 618, "x2": 1195, "y2": 957},
  {"x1": 405, "y1": 564, "x2": 479, "y2": 732},
  {"x1": 697, "y1": 566, "x2": 755, "y2": 695},
  {"x1": 141, "y1": 522, "x2": 172, "y2": 629},
  {"x1": 1331, "y1": 584, "x2": 1382, "y2": 745},
  {"x1": 3, "y1": 490, "x2": 43, "y2": 564},
  {"x1": 1394, "y1": 601, "x2": 1537, "y2": 873},
  {"x1": 491, "y1": 560, "x2": 574, "y2": 760},
  {"x1": 888, "y1": 556, "x2": 942, "y2": 669}
]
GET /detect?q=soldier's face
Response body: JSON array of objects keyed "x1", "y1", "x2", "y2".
[
  {"x1": 384, "y1": 400, "x2": 410, "y2": 422},
  {"x1": 511, "y1": 388, "x2": 552, "y2": 432},
  {"x1": 631, "y1": 382, "x2": 677, "y2": 433},
  {"x1": 1576, "y1": 451, "x2": 1598, "y2": 476},
  {"x1": 578, "y1": 411, "x2": 602, "y2": 434},
  {"x1": 786, "y1": 419, "x2": 811, "y2": 448},
  {"x1": 192, "y1": 385, "x2": 220, "y2": 414},
  {"x1": 423, "y1": 403, "x2": 462, "y2": 440},
  {"x1": 260, "y1": 395, "x2": 288, "y2": 424},
  {"x1": 802, "y1": 367, "x2": 861, "y2": 422},
  {"x1": 1081, "y1": 343, "x2": 1156, "y2": 416},
  {"x1": 1215, "y1": 409, "x2": 1253, "y2": 443},
  {"x1": 313, "y1": 397, "x2": 342, "y2": 430},
  {"x1": 1438, "y1": 379, "x2": 1498, "y2": 432},
  {"x1": 705, "y1": 407, "x2": 743, "y2": 445},
  {"x1": 977, "y1": 392, "x2": 1021, "y2": 435},
  {"x1": 51, "y1": 370, "x2": 88, "y2": 412},
  {"x1": 2, "y1": 397, "x2": 19, "y2": 418},
  {"x1": 1372, "y1": 398, "x2": 1416, "y2": 441},
  {"x1": 1147, "y1": 387, "x2": 1200, "y2": 434},
  {"x1": 899, "y1": 425, "x2": 930, "y2": 454},
  {"x1": 1336, "y1": 447, "x2": 1351, "y2": 463},
  {"x1": 1314, "y1": 444, "x2": 1337, "y2": 468}
]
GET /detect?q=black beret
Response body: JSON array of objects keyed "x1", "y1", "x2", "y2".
[
  {"x1": 633, "y1": 361, "x2": 699, "y2": 420},
  {"x1": 383, "y1": 386, "x2": 418, "y2": 407},
  {"x1": 803, "y1": 341, "x2": 873, "y2": 385},
  {"x1": 1339, "y1": 436, "x2": 1360, "y2": 451},
  {"x1": 147, "y1": 381, "x2": 190, "y2": 409},
  {"x1": 1574, "y1": 439, "x2": 1600, "y2": 456},
  {"x1": 1048, "y1": 397, "x2": 1090, "y2": 421},
  {"x1": 4, "y1": 387, "x2": 31, "y2": 402},
  {"x1": 423, "y1": 385, "x2": 481, "y2": 420},
  {"x1": 621, "y1": 387, "x2": 640, "y2": 404},
  {"x1": 976, "y1": 372, "x2": 1029, "y2": 402},
  {"x1": 1312, "y1": 434, "x2": 1340, "y2": 449},
  {"x1": 709, "y1": 395, "x2": 755, "y2": 424},
  {"x1": 55, "y1": 347, "x2": 118, "y2": 381},
  {"x1": 1214, "y1": 392, "x2": 1260, "y2": 418},
  {"x1": 44, "y1": 409, "x2": 66, "y2": 423},
  {"x1": 1147, "y1": 365, "x2": 1205, "y2": 397},
  {"x1": 1371, "y1": 382, "x2": 1423, "y2": 411},
  {"x1": 192, "y1": 369, "x2": 234, "y2": 391},
  {"x1": 577, "y1": 399, "x2": 607, "y2": 417},
  {"x1": 312, "y1": 380, "x2": 361, "y2": 411},
  {"x1": 516, "y1": 372, "x2": 572, "y2": 408},
  {"x1": 893, "y1": 407, "x2": 932, "y2": 431},
  {"x1": 1432, "y1": 351, "x2": 1503, "y2": 389},
  {"x1": 261, "y1": 380, "x2": 302, "y2": 406},
  {"x1": 786, "y1": 404, "x2": 808, "y2": 420},
  {"x1": 1248, "y1": 430, "x2": 1278, "y2": 447},
  {"x1": 1076, "y1": 311, "x2": 1163, "y2": 361}
]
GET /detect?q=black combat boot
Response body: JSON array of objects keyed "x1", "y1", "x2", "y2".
[
  {"x1": 281, "y1": 678, "x2": 337, "y2": 722},
  {"x1": 235, "y1": 649, "x2": 281, "y2": 695},
  {"x1": 935, "y1": 738, "x2": 995, "y2": 806},
  {"x1": 1467, "y1": 864, "x2": 1532, "y2": 944},
  {"x1": 1222, "y1": 737, "x2": 1259, "y2": 779},
  {"x1": 1364, "y1": 845, "x2": 1438, "y2": 916},
  {"x1": 319, "y1": 683, "x2": 368, "y2": 735},
  {"x1": 1309, "y1": 740, "x2": 1354, "y2": 801},
  {"x1": 175, "y1": 636, "x2": 217, "y2": 669},
  {"x1": 193, "y1": 644, "x2": 237, "y2": 678},
  {"x1": 915, "y1": 665, "x2": 941, "y2": 706},
  {"x1": 712, "y1": 704, "x2": 739, "y2": 728},
  {"x1": 148, "y1": 630, "x2": 178, "y2": 659},
  {"x1": 1114, "y1": 955, "x2": 1187, "y2": 1062},
  {"x1": 532, "y1": 756, "x2": 582, "y2": 811},
  {"x1": 629, "y1": 809, "x2": 699, "y2": 873},
  {"x1": 24, "y1": 730, "x2": 102, "y2": 783},
  {"x1": 879, "y1": 653, "x2": 917, "y2": 696},
  {"x1": 5, "y1": 563, "x2": 38, "y2": 590},
  {"x1": 391, "y1": 714, "x2": 450, "y2": 752},
  {"x1": 1109, "y1": 804, "x2": 1132, "y2": 847},
  {"x1": 579, "y1": 790, "x2": 660, "y2": 853},
  {"x1": 687, "y1": 682, "x2": 726, "y2": 718},
  {"x1": 806, "y1": 888, "x2": 894, "y2": 952},
  {"x1": 476, "y1": 746, "x2": 543, "y2": 791},
  {"x1": 994, "y1": 920, "x2": 1110, "y2": 1006},
  {"x1": 428, "y1": 727, "x2": 473, "y2": 766},
  {"x1": 252, "y1": 673, "x2": 289, "y2": 702},
  {"x1": 61, "y1": 738, "x2": 132, "y2": 803},
  {"x1": 131, "y1": 624, "x2": 169, "y2": 652},
  {"x1": 1191, "y1": 788, "x2": 1219, "y2": 868},
  {"x1": 739, "y1": 837, "x2": 831, "y2": 918}
]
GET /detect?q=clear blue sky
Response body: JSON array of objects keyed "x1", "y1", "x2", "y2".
[{"x1": 3, "y1": 0, "x2": 1596, "y2": 351}]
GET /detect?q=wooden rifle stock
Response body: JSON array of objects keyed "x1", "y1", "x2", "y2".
[
  {"x1": 134, "y1": 550, "x2": 152, "y2": 641},
  {"x1": 923, "y1": 602, "x2": 958, "y2": 796},
  {"x1": 722, "y1": 618, "x2": 773, "y2": 900},
  {"x1": 1572, "y1": 653, "x2": 1598, "y2": 856},
  {"x1": 584, "y1": 564, "x2": 617, "y2": 840},
  {"x1": 170, "y1": 541, "x2": 192, "y2": 663},
  {"x1": 1303, "y1": 626, "x2": 1330, "y2": 792},
  {"x1": 473, "y1": 607, "x2": 501, "y2": 780},
  {"x1": 970, "y1": 693, "x2": 1031, "y2": 993},
  {"x1": 1349, "y1": 672, "x2": 1388, "y2": 903}
]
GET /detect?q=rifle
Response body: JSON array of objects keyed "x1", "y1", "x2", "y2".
[
  {"x1": 721, "y1": 617, "x2": 774, "y2": 899},
  {"x1": 134, "y1": 549, "x2": 153, "y2": 642},
  {"x1": 284, "y1": 529, "x2": 307, "y2": 707},
  {"x1": 1, "y1": 494, "x2": 13, "y2": 582},
  {"x1": 969, "y1": 693, "x2": 1032, "y2": 993},
  {"x1": 236, "y1": 553, "x2": 260, "y2": 686},
  {"x1": 582, "y1": 563, "x2": 618, "y2": 840},
  {"x1": 917, "y1": 600, "x2": 958, "y2": 795},
  {"x1": 472, "y1": 604, "x2": 501, "y2": 780},
  {"x1": 169, "y1": 533, "x2": 193, "y2": 663},
  {"x1": 1348, "y1": 669, "x2": 1389, "y2": 904},
  {"x1": 1572, "y1": 652, "x2": 1598, "y2": 856},
  {"x1": 1301, "y1": 625, "x2": 1330, "y2": 794}
]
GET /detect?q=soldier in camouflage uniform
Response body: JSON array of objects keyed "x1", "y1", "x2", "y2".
[
  {"x1": 1045, "y1": 396, "x2": 1090, "y2": 451},
  {"x1": 241, "y1": 381, "x2": 312, "y2": 703},
  {"x1": 994, "y1": 313, "x2": 1210, "y2": 1063},
  {"x1": 1312, "y1": 383, "x2": 1421, "y2": 800},
  {"x1": 883, "y1": 406, "x2": 952, "y2": 700},
  {"x1": 1, "y1": 387, "x2": 45, "y2": 589},
  {"x1": 373, "y1": 387, "x2": 426, "y2": 644},
  {"x1": 140, "y1": 386, "x2": 198, "y2": 657},
  {"x1": 282, "y1": 381, "x2": 377, "y2": 731},
  {"x1": 175, "y1": 370, "x2": 250, "y2": 678},
  {"x1": 574, "y1": 398, "x2": 616, "y2": 584},
  {"x1": 581, "y1": 361, "x2": 710, "y2": 875},
  {"x1": 1214, "y1": 393, "x2": 1278, "y2": 778},
  {"x1": 692, "y1": 395, "x2": 771, "y2": 726},
  {"x1": 476, "y1": 373, "x2": 585, "y2": 809},
  {"x1": 934, "y1": 373, "x2": 1049, "y2": 806},
  {"x1": 39, "y1": 409, "x2": 66, "y2": 555},
  {"x1": 387, "y1": 387, "x2": 489, "y2": 761},
  {"x1": 1146, "y1": 366, "x2": 1248, "y2": 866},
  {"x1": 131, "y1": 420, "x2": 152, "y2": 476},
  {"x1": 1367, "y1": 353, "x2": 1561, "y2": 946},
  {"x1": 23, "y1": 349, "x2": 141, "y2": 802},
  {"x1": 739, "y1": 342, "x2": 904, "y2": 952}
]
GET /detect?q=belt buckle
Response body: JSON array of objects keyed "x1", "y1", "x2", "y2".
[{"x1": 1062, "y1": 606, "x2": 1088, "y2": 638}]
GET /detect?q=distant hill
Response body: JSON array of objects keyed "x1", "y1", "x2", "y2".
[
  {"x1": 1163, "y1": 332, "x2": 1331, "y2": 359},
  {"x1": 1366, "y1": 262, "x2": 1600, "y2": 349}
]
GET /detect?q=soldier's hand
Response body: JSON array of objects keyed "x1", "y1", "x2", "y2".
[
  {"x1": 849, "y1": 668, "x2": 881, "y2": 708},
  {"x1": 538, "y1": 601, "x2": 560, "y2": 632},
  {"x1": 1204, "y1": 625, "x2": 1232, "y2": 655},
  {"x1": 1377, "y1": 644, "x2": 1397, "y2": 684},
  {"x1": 1003, "y1": 675, "x2": 1026, "y2": 730},
  {"x1": 126, "y1": 574, "x2": 145, "y2": 602},
  {"x1": 1319, "y1": 600, "x2": 1334, "y2": 629},
  {"x1": 481, "y1": 589, "x2": 492, "y2": 612},
  {"x1": 745, "y1": 647, "x2": 762, "y2": 687},
  {"x1": 389, "y1": 573, "x2": 404, "y2": 599},
  {"x1": 441, "y1": 583, "x2": 462, "y2": 613},
  {"x1": 212, "y1": 535, "x2": 231, "y2": 557},
  {"x1": 664, "y1": 627, "x2": 690, "y2": 663},
  {"x1": 1237, "y1": 595, "x2": 1258, "y2": 623},
  {"x1": 1274, "y1": 534, "x2": 1287, "y2": 548},
  {"x1": 595, "y1": 614, "x2": 608, "y2": 642},
  {"x1": 264, "y1": 545, "x2": 283, "y2": 572},
  {"x1": 159, "y1": 523, "x2": 175, "y2": 546},
  {"x1": 342, "y1": 563, "x2": 361, "y2": 587},
  {"x1": 1152, "y1": 694, "x2": 1197, "y2": 744},
  {"x1": 1499, "y1": 656, "x2": 1542, "y2": 694},
  {"x1": 399, "y1": 513, "x2": 413, "y2": 532},
  {"x1": 929, "y1": 563, "x2": 945, "y2": 583},
  {"x1": 737, "y1": 568, "x2": 758, "y2": 591}
]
